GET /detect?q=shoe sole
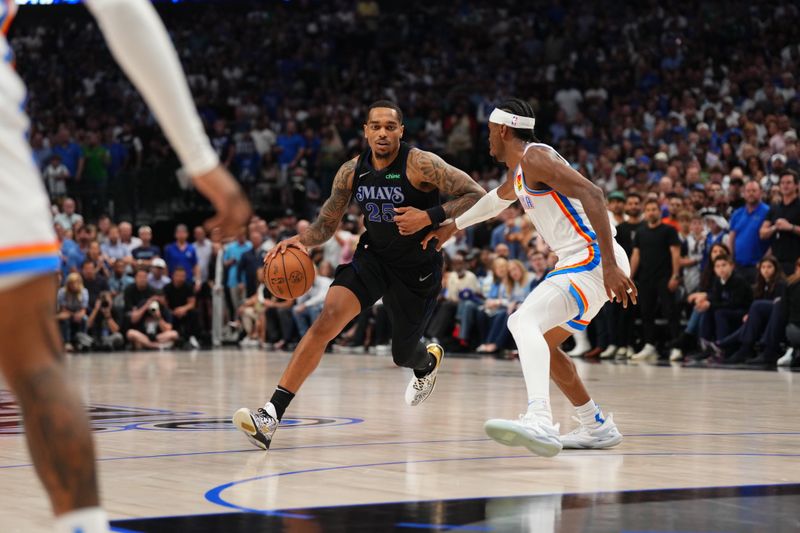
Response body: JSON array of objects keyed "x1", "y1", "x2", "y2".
[
  {"x1": 232, "y1": 408, "x2": 268, "y2": 450},
  {"x1": 408, "y1": 345, "x2": 444, "y2": 407},
  {"x1": 483, "y1": 419, "x2": 562, "y2": 457},
  {"x1": 561, "y1": 432, "x2": 623, "y2": 449}
]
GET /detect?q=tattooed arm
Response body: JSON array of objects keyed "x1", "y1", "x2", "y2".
[
  {"x1": 265, "y1": 158, "x2": 356, "y2": 261},
  {"x1": 395, "y1": 149, "x2": 486, "y2": 235}
]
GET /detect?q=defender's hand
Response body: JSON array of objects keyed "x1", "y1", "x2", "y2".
[
  {"x1": 605, "y1": 265, "x2": 638, "y2": 308},
  {"x1": 264, "y1": 235, "x2": 307, "y2": 264},
  {"x1": 421, "y1": 224, "x2": 457, "y2": 251},
  {"x1": 394, "y1": 206, "x2": 431, "y2": 236}
]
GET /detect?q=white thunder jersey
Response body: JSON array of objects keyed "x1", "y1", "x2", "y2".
[
  {"x1": 0, "y1": 2, "x2": 60, "y2": 285},
  {"x1": 512, "y1": 142, "x2": 627, "y2": 332}
]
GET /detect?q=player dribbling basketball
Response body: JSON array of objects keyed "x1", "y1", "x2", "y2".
[{"x1": 232, "y1": 101, "x2": 485, "y2": 450}]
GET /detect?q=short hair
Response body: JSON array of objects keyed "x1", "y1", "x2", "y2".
[
  {"x1": 626, "y1": 192, "x2": 643, "y2": 202},
  {"x1": 498, "y1": 98, "x2": 537, "y2": 142},
  {"x1": 366, "y1": 100, "x2": 403, "y2": 124},
  {"x1": 175, "y1": 224, "x2": 188, "y2": 233},
  {"x1": 667, "y1": 192, "x2": 682, "y2": 200},
  {"x1": 781, "y1": 169, "x2": 799, "y2": 184},
  {"x1": 135, "y1": 266, "x2": 149, "y2": 276},
  {"x1": 713, "y1": 254, "x2": 733, "y2": 266},
  {"x1": 644, "y1": 198, "x2": 660, "y2": 208},
  {"x1": 81, "y1": 260, "x2": 94, "y2": 269},
  {"x1": 173, "y1": 266, "x2": 187, "y2": 273}
]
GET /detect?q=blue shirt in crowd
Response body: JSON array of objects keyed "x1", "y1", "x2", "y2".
[
  {"x1": 52, "y1": 142, "x2": 83, "y2": 177},
  {"x1": 223, "y1": 240, "x2": 253, "y2": 288},
  {"x1": 729, "y1": 202, "x2": 770, "y2": 268},
  {"x1": 163, "y1": 242, "x2": 199, "y2": 282},
  {"x1": 276, "y1": 133, "x2": 305, "y2": 166}
]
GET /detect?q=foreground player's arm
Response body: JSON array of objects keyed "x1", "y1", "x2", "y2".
[
  {"x1": 421, "y1": 173, "x2": 517, "y2": 250},
  {"x1": 84, "y1": 0, "x2": 250, "y2": 235},
  {"x1": 398, "y1": 150, "x2": 486, "y2": 235},
  {"x1": 523, "y1": 146, "x2": 637, "y2": 306},
  {"x1": 266, "y1": 159, "x2": 357, "y2": 261}
]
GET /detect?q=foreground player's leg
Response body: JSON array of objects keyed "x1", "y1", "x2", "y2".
[
  {"x1": 547, "y1": 328, "x2": 622, "y2": 449},
  {"x1": 233, "y1": 286, "x2": 361, "y2": 450},
  {"x1": 0, "y1": 276, "x2": 108, "y2": 532},
  {"x1": 484, "y1": 281, "x2": 576, "y2": 457}
]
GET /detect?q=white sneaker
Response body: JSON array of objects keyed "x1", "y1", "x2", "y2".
[
  {"x1": 375, "y1": 344, "x2": 391, "y2": 356},
  {"x1": 777, "y1": 347, "x2": 794, "y2": 367},
  {"x1": 631, "y1": 343, "x2": 657, "y2": 361},
  {"x1": 669, "y1": 348, "x2": 683, "y2": 362},
  {"x1": 239, "y1": 337, "x2": 259, "y2": 348},
  {"x1": 614, "y1": 345, "x2": 630, "y2": 359},
  {"x1": 600, "y1": 344, "x2": 617, "y2": 359},
  {"x1": 189, "y1": 335, "x2": 200, "y2": 350},
  {"x1": 484, "y1": 412, "x2": 562, "y2": 457},
  {"x1": 404, "y1": 343, "x2": 444, "y2": 406},
  {"x1": 560, "y1": 413, "x2": 623, "y2": 449},
  {"x1": 567, "y1": 331, "x2": 590, "y2": 357}
]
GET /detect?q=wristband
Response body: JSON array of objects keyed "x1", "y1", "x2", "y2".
[{"x1": 426, "y1": 205, "x2": 447, "y2": 227}]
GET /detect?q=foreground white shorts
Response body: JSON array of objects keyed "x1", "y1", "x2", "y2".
[
  {"x1": 535, "y1": 241, "x2": 631, "y2": 334},
  {"x1": 0, "y1": 43, "x2": 59, "y2": 292}
]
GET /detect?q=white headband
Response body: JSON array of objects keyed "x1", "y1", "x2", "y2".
[{"x1": 489, "y1": 108, "x2": 536, "y2": 130}]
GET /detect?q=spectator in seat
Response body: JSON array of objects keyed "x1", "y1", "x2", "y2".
[
  {"x1": 729, "y1": 180, "x2": 769, "y2": 283},
  {"x1": 699, "y1": 254, "x2": 753, "y2": 344},
  {"x1": 427, "y1": 252, "x2": 480, "y2": 344},
  {"x1": 163, "y1": 224, "x2": 200, "y2": 290},
  {"x1": 100, "y1": 224, "x2": 129, "y2": 266},
  {"x1": 148, "y1": 258, "x2": 172, "y2": 291},
  {"x1": 760, "y1": 170, "x2": 800, "y2": 274},
  {"x1": 81, "y1": 259, "x2": 110, "y2": 310},
  {"x1": 477, "y1": 259, "x2": 531, "y2": 354},
  {"x1": 719, "y1": 256, "x2": 786, "y2": 364},
  {"x1": 57, "y1": 272, "x2": 89, "y2": 352},
  {"x1": 163, "y1": 266, "x2": 200, "y2": 349},
  {"x1": 132, "y1": 225, "x2": 161, "y2": 265},
  {"x1": 54, "y1": 197, "x2": 84, "y2": 232},
  {"x1": 126, "y1": 300, "x2": 179, "y2": 350},
  {"x1": 86, "y1": 291, "x2": 124, "y2": 351}
]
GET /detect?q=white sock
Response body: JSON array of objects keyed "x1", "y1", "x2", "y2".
[
  {"x1": 576, "y1": 399, "x2": 604, "y2": 428},
  {"x1": 54, "y1": 507, "x2": 109, "y2": 533},
  {"x1": 262, "y1": 402, "x2": 278, "y2": 419}
]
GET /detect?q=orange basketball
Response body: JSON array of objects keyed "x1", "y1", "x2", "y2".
[{"x1": 263, "y1": 247, "x2": 315, "y2": 300}]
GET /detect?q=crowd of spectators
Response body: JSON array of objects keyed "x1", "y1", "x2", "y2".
[{"x1": 22, "y1": 0, "x2": 800, "y2": 368}]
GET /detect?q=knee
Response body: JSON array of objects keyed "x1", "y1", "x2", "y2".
[
  {"x1": 507, "y1": 309, "x2": 529, "y2": 336},
  {"x1": 307, "y1": 306, "x2": 344, "y2": 341}
]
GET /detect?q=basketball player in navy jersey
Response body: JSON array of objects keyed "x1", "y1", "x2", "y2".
[
  {"x1": 425, "y1": 98, "x2": 635, "y2": 457},
  {"x1": 0, "y1": 1, "x2": 250, "y2": 531},
  {"x1": 233, "y1": 101, "x2": 485, "y2": 450}
]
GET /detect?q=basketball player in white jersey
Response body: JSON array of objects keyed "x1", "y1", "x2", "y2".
[
  {"x1": 424, "y1": 98, "x2": 636, "y2": 457},
  {"x1": 0, "y1": 1, "x2": 250, "y2": 531}
]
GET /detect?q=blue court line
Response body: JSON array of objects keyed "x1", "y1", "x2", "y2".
[
  {"x1": 2, "y1": 431, "x2": 799, "y2": 471},
  {"x1": 397, "y1": 523, "x2": 492, "y2": 531},
  {"x1": 203, "y1": 453, "x2": 800, "y2": 515},
  {"x1": 110, "y1": 527, "x2": 144, "y2": 533}
]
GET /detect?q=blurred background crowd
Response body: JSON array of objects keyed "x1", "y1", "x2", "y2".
[{"x1": 16, "y1": 0, "x2": 800, "y2": 368}]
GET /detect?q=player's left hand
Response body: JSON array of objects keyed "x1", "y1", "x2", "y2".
[
  {"x1": 421, "y1": 223, "x2": 457, "y2": 251},
  {"x1": 394, "y1": 206, "x2": 431, "y2": 235},
  {"x1": 604, "y1": 264, "x2": 638, "y2": 308}
]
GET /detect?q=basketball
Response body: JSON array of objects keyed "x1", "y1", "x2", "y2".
[{"x1": 263, "y1": 247, "x2": 315, "y2": 300}]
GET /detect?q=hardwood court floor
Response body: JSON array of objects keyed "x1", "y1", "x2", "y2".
[{"x1": 0, "y1": 349, "x2": 798, "y2": 532}]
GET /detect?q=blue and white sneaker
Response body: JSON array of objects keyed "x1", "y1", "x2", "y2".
[
  {"x1": 560, "y1": 413, "x2": 623, "y2": 449},
  {"x1": 484, "y1": 412, "x2": 563, "y2": 457}
]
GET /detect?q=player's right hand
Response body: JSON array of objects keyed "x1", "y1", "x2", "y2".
[
  {"x1": 193, "y1": 165, "x2": 252, "y2": 239},
  {"x1": 421, "y1": 223, "x2": 457, "y2": 251},
  {"x1": 264, "y1": 235, "x2": 307, "y2": 264}
]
